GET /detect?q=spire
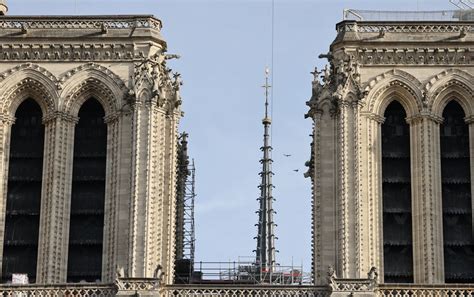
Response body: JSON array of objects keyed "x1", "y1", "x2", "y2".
[{"x1": 255, "y1": 67, "x2": 277, "y2": 276}]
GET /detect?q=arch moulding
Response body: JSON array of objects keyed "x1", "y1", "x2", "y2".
[
  {"x1": 363, "y1": 69, "x2": 423, "y2": 118},
  {"x1": 425, "y1": 69, "x2": 474, "y2": 119},
  {"x1": 0, "y1": 63, "x2": 59, "y2": 116}
]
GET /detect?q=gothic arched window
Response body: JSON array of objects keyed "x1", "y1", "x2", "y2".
[
  {"x1": 382, "y1": 100, "x2": 413, "y2": 283},
  {"x1": 67, "y1": 99, "x2": 106, "y2": 282},
  {"x1": 441, "y1": 100, "x2": 474, "y2": 283},
  {"x1": 2, "y1": 99, "x2": 44, "y2": 283}
]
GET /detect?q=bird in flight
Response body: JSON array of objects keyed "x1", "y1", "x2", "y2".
[
  {"x1": 283, "y1": 154, "x2": 291, "y2": 157},
  {"x1": 293, "y1": 169, "x2": 299, "y2": 172}
]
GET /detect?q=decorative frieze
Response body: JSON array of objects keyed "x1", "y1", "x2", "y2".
[
  {"x1": 355, "y1": 48, "x2": 473, "y2": 66},
  {"x1": 0, "y1": 43, "x2": 136, "y2": 62}
]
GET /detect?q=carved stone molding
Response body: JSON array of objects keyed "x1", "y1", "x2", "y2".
[
  {"x1": 406, "y1": 112, "x2": 443, "y2": 125},
  {"x1": 132, "y1": 54, "x2": 183, "y2": 114},
  {"x1": 63, "y1": 77, "x2": 119, "y2": 116},
  {"x1": 0, "y1": 114, "x2": 15, "y2": 124},
  {"x1": 465, "y1": 115, "x2": 474, "y2": 124},
  {"x1": 59, "y1": 63, "x2": 127, "y2": 89},
  {"x1": 0, "y1": 77, "x2": 56, "y2": 115},
  {"x1": 0, "y1": 43, "x2": 136, "y2": 62},
  {"x1": 360, "y1": 111, "x2": 385, "y2": 124},
  {"x1": 340, "y1": 47, "x2": 474, "y2": 66},
  {"x1": 423, "y1": 69, "x2": 474, "y2": 115},
  {"x1": 0, "y1": 63, "x2": 59, "y2": 85},
  {"x1": 363, "y1": 69, "x2": 423, "y2": 116},
  {"x1": 115, "y1": 278, "x2": 160, "y2": 291},
  {"x1": 42, "y1": 111, "x2": 79, "y2": 124},
  {"x1": 424, "y1": 68, "x2": 474, "y2": 93}
]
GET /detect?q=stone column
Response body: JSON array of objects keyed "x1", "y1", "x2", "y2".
[
  {"x1": 101, "y1": 113, "x2": 122, "y2": 282},
  {"x1": 336, "y1": 99, "x2": 358, "y2": 279},
  {"x1": 115, "y1": 109, "x2": 133, "y2": 278},
  {"x1": 408, "y1": 113, "x2": 444, "y2": 284},
  {"x1": 161, "y1": 110, "x2": 180, "y2": 285},
  {"x1": 358, "y1": 112, "x2": 384, "y2": 281},
  {"x1": 310, "y1": 103, "x2": 337, "y2": 285},
  {"x1": 466, "y1": 117, "x2": 474, "y2": 267},
  {"x1": 36, "y1": 112, "x2": 77, "y2": 283},
  {"x1": 128, "y1": 100, "x2": 150, "y2": 277},
  {"x1": 127, "y1": 97, "x2": 179, "y2": 283},
  {"x1": 0, "y1": 116, "x2": 13, "y2": 280}
]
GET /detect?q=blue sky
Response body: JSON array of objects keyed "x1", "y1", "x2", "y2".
[{"x1": 12, "y1": 0, "x2": 454, "y2": 274}]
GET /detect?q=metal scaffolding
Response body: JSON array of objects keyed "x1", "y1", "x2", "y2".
[
  {"x1": 174, "y1": 133, "x2": 196, "y2": 284},
  {"x1": 343, "y1": 8, "x2": 474, "y2": 21},
  {"x1": 182, "y1": 160, "x2": 196, "y2": 262}
]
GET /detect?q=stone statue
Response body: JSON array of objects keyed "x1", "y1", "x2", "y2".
[
  {"x1": 153, "y1": 264, "x2": 165, "y2": 283},
  {"x1": 322, "y1": 64, "x2": 331, "y2": 85},
  {"x1": 115, "y1": 265, "x2": 125, "y2": 279},
  {"x1": 310, "y1": 67, "x2": 321, "y2": 83},
  {"x1": 327, "y1": 265, "x2": 338, "y2": 288},
  {"x1": 336, "y1": 58, "x2": 345, "y2": 74},
  {"x1": 173, "y1": 72, "x2": 182, "y2": 90},
  {"x1": 367, "y1": 266, "x2": 378, "y2": 282}
]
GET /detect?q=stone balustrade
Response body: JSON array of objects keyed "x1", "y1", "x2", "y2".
[
  {"x1": 377, "y1": 284, "x2": 474, "y2": 297},
  {"x1": 0, "y1": 283, "x2": 116, "y2": 297},
  {"x1": 161, "y1": 285, "x2": 329, "y2": 297},
  {"x1": 0, "y1": 282, "x2": 473, "y2": 296}
]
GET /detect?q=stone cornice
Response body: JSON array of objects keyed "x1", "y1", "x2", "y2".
[{"x1": 0, "y1": 15, "x2": 162, "y2": 31}]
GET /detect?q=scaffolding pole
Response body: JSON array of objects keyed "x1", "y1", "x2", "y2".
[{"x1": 174, "y1": 133, "x2": 196, "y2": 284}]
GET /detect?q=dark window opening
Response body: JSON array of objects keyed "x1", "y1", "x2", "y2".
[
  {"x1": 382, "y1": 101, "x2": 413, "y2": 283},
  {"x1": 441, "y1": 100, "x2": 474, "y2": 283},
  {"x1": 67, "y1": 99, "x2": 106, "y2": 283},
  {"x1": 2, "y1": 99, "x2": 44, "y2": 283}
]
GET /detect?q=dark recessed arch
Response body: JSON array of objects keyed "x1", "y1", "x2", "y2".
[
  {"x1": 441, "y1": 100, "x2": 474, "y2": 283},
  {"x1": 67, "y1": 98, "x2": 106, "y2": 282},
  {"x1": 2, "y1": 98, "x2": 44, "y2": 283},
  {"x1": 381, "y1": 100, "x2": 413, "y2": 283}
]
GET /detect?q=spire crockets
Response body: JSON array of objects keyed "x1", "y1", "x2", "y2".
[{"x1": 255, "y1": 68, "x2": 277, "y2": 274}]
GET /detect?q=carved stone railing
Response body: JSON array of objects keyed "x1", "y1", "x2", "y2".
[
  {"x1": 161, "y1": 285, "x2": 329, "y2": 297},
  {"x1": 1, "y1": 282, "x2": 473, "y2": 296},
  {"x1": 0, "y1": 283, "x2": 116, "y2": 297},
  {"x1": 329, "y1": 278, "x2": 376, "y2": 292},
  {"x1": 0, "y1": 15, "x2": 162, "y2": 31},
  {"x1": 377, "y1": 284, "x2": 474, "y2": 297},
  {"x1": 337, "y1": 21, "x2": 474, "y2": 34},
  {"x1": 115, "y1": 277, "x2": 160, "y2": 291}
]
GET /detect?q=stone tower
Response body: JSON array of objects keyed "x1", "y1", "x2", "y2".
[
  {"x1": 0, "y1": 14, "x2": 182, "y2": 284},
  {"x1": 307, "y1": 12, "x2": 474, "y2": 285}
]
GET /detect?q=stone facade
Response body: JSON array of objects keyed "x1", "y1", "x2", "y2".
[
  {"x1": 0, "y1": 15, "x2": 182, "y2": 284},
  {"x1": 307, "y1": 20, "x2": 474, "y2": 285}
]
